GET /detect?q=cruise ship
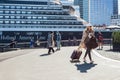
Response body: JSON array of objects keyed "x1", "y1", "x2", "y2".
[{"x1": 0, "y1": 0, "x2": 88, "y2": 43}]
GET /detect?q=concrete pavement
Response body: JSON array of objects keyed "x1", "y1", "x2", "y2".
[
  {"x1": 96, "y1": 45, "x2": 120, "y2": 61},
  {"x1": 0, "y1": 46, "x2": 120, "y2": 80}
]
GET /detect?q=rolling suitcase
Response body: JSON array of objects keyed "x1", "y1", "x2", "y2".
[{"x1": 70, "y1": 50, "x2": 82, "y2": 62}]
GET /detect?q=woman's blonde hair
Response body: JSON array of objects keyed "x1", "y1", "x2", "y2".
[{"x1": 86, "y1": 26, "x2": 94, "y2": 32}]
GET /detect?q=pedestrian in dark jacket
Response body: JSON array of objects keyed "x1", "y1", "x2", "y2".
[
  {"x1": 10, "y1": 39, "x2": 16, "y2": 48},
  {"x1": 47, "y1": 32, "x2": 55, "y2": 54}
]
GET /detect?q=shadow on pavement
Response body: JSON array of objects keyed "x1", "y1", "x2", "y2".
[
  {"x1": 75, "y1": 63, "x2": 97, "y2": 73},
  {"x1": 97, "y1": 49, "x2": 103, "y2": 50},
  {"x1": 40, "y1": 53, "x2": 50, "y2": 56}
]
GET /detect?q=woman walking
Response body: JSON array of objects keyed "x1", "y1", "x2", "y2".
[{"x1": 78, "y1": 26, "x2": 95, "y2": 63}]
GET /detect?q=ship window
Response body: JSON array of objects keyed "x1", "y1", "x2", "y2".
[
  {"x1": 5, "y1": 6, "x2": 10, "y2": 9},
  {"x1": 16, "y1": 16, "x2": 20, "y2": 19},
  {"x1": 27, "y1": 11, "x2": 32, "y2": 14},
  {"x1": 16, "y1": 21, "x2": 20, "y2": 24},
  {"x1": 0, "y1": 16, "x2": 3, "y2": 19},
  {"x1": 38, "y1": 17, "x2": 42, "y2": 19},
  {"x1": 43, "y1": 7, "x2": 47, "y2": 9},
  {"x1": 0, "y1": 11, "x2": 3, "y2": 14},
  {"x1": 27, "y1": 21, "x2": 31, "y2": 24},
  {"x1": 33, "y1": 21, "x2": 37, "y2": 24},
  {"x1": 16, "y1": 11, "x2": 21, "y2": 14},
  {"x1": 33, "y1": 16, "x2": 37, "y2": 19},
  {"x1": 32, "y1": 7, "x2": 37, "y2": 9},
  {"x1": 21, "y1": 21, "x2": 25, "y2": 24},
  {"x1": 19, "y1": 26, "x2": 22, "y2": 28},
  {"x1": 27, "y1": 26, "x2": 30, "y2": 28},
  {"x1": 0, "y1": 21, "x2": 3, "y2": 23},
  {"x1": 5, "y1": 16, "x2": 10, "y2": 19},
  {"x1": 37, "y1": 21, "x2": 40, "y2": 24},
  {"x1": 10, "y1": 21, "x2": 15, "y2": 24},
  {"x1": 10, "y1": 6, "x2": 16, "y2": 9},
  {"x1": 43, "y1": 17, "x2": 47, "y2": 20},
  {"x1": 5, "y1": 21, "x2": 9, "y2": 24},
  {"x1": 16, "y1": 6, "x2": 21, "y2": 9},
  {"x1": 17, "y1": 26, "x2": 20, "y2": 28},
  {"x1": 27, "y1": 16, "x2": 31, "y2": 19},
  {"x1": 11, "y1": 11, "x2": 15, "y2": 14},
  {"x1": 5, "y1": 11, "x2": 10, "y2": 14},
  {"x1": 22, "y1": 6, "x2": 26, "y2": 9},
  {"x1": 27, "y1": 6, "x2": 32, "y2": 9},
  {"x1": 38, "y1": 7, "x2": 42, "y2": 9},
  {"x1": 15, "y1": 26, "x2": 19, "y2": 28},
  {"x1": 22, "y1": 11, "x2": 26, "y2": 14},
  {"x1": 10, "y1": 16, "x2": 15, "y2": 19},
  {"x1": 0, "y1": 6, "x2": 4, "y2": 9}
]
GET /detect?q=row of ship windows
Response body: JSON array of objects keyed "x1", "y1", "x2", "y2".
[
  {"x1": 0, "y1": 26, "x2": 83, "y2": 29},
  {"x1": 0, "y1": 21, "x2": 82, "y2": 25},
  {"x1": 111, "y1": 16, "x2": 120, "y2": 19},
  {"x1": 0, "y1": 16, "x2": 76, "y2": 20},
  {"x1": 111, "y1": 20, "x2": 120, "y2": 23},
  {"x1": 0, "y1": 1, "x2": 61, "y2": 5},
  {"x1": 0, "y1": 11, "x2": 69, "y2": 15},
  {"x1": 0, "y1": 5, "x2": 62, "y2": 10},
  {"x1": 111, "y1": 23, "x2": 120, "y2": 26}
]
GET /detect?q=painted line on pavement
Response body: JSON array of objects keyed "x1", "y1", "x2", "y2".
[{"x1": 92, "y1": 50, "x2": 120, "y2": 63}]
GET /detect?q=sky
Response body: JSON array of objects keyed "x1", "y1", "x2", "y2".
[
  {"x1": 68, "y1": 0, "x2": 74, "y2": 2},
  {"x1": 68, "y1": 0, "x2": 74, "y2": 1}
]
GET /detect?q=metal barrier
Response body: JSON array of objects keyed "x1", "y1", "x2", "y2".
[
  {"x1": 0, "y1": 38, "x2": 112, "y2": 50},
  {"x1": 14, "y1": 39, "x2": 81, "y2": 48}
]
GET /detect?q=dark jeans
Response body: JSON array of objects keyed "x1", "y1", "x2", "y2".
[
  {"x1": 48, "y1": 47, "x2": 54, "y2": 54},
  {"x1": 84, "y1": 48, "x2": 92, "y2": 61}
]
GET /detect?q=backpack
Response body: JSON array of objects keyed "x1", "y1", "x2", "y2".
[{"x1": 99, "y1": 35, "x2": 103, "y2": 40}]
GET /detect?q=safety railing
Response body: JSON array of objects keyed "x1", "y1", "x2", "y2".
[{"x1": 0, "y1": 38, "x2": 113, "y2": 52}]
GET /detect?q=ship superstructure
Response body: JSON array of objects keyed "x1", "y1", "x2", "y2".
[{"x1": 0, "y1": 0, "x2": 86, "y2": 42}]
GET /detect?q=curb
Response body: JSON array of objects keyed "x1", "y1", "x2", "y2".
[{"x1": 92, "y1": 50, "x2": 120, "y2": 63}]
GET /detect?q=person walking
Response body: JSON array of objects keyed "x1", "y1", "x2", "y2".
[
  {"x1": 35, "y1": 39, "x2": 40, "y2": 47},
  {"x1": 56, "y1": 31, "x2": 61, "y2": 50},
  {"x1": 73, "y1": 36, "x2": 77, "y2": 46},
  {"x1": 47, "y1": 32, "x2": 55, "y2": 54},
  {"x1": 78, "y1": 26, "x2": 95, "y2": 63},
  {"x1": 68, "y1": 38, "x2": 72, "y2": 46},
  {"x1": 30, "y1": 39, "x2": 34, "y2": 48},
  {"x1": 97, "y1": 32, "x2": 103, "y2": 50},
  {"x1": 10, "y1": 39, "x2": 16, "y2": 48}
]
